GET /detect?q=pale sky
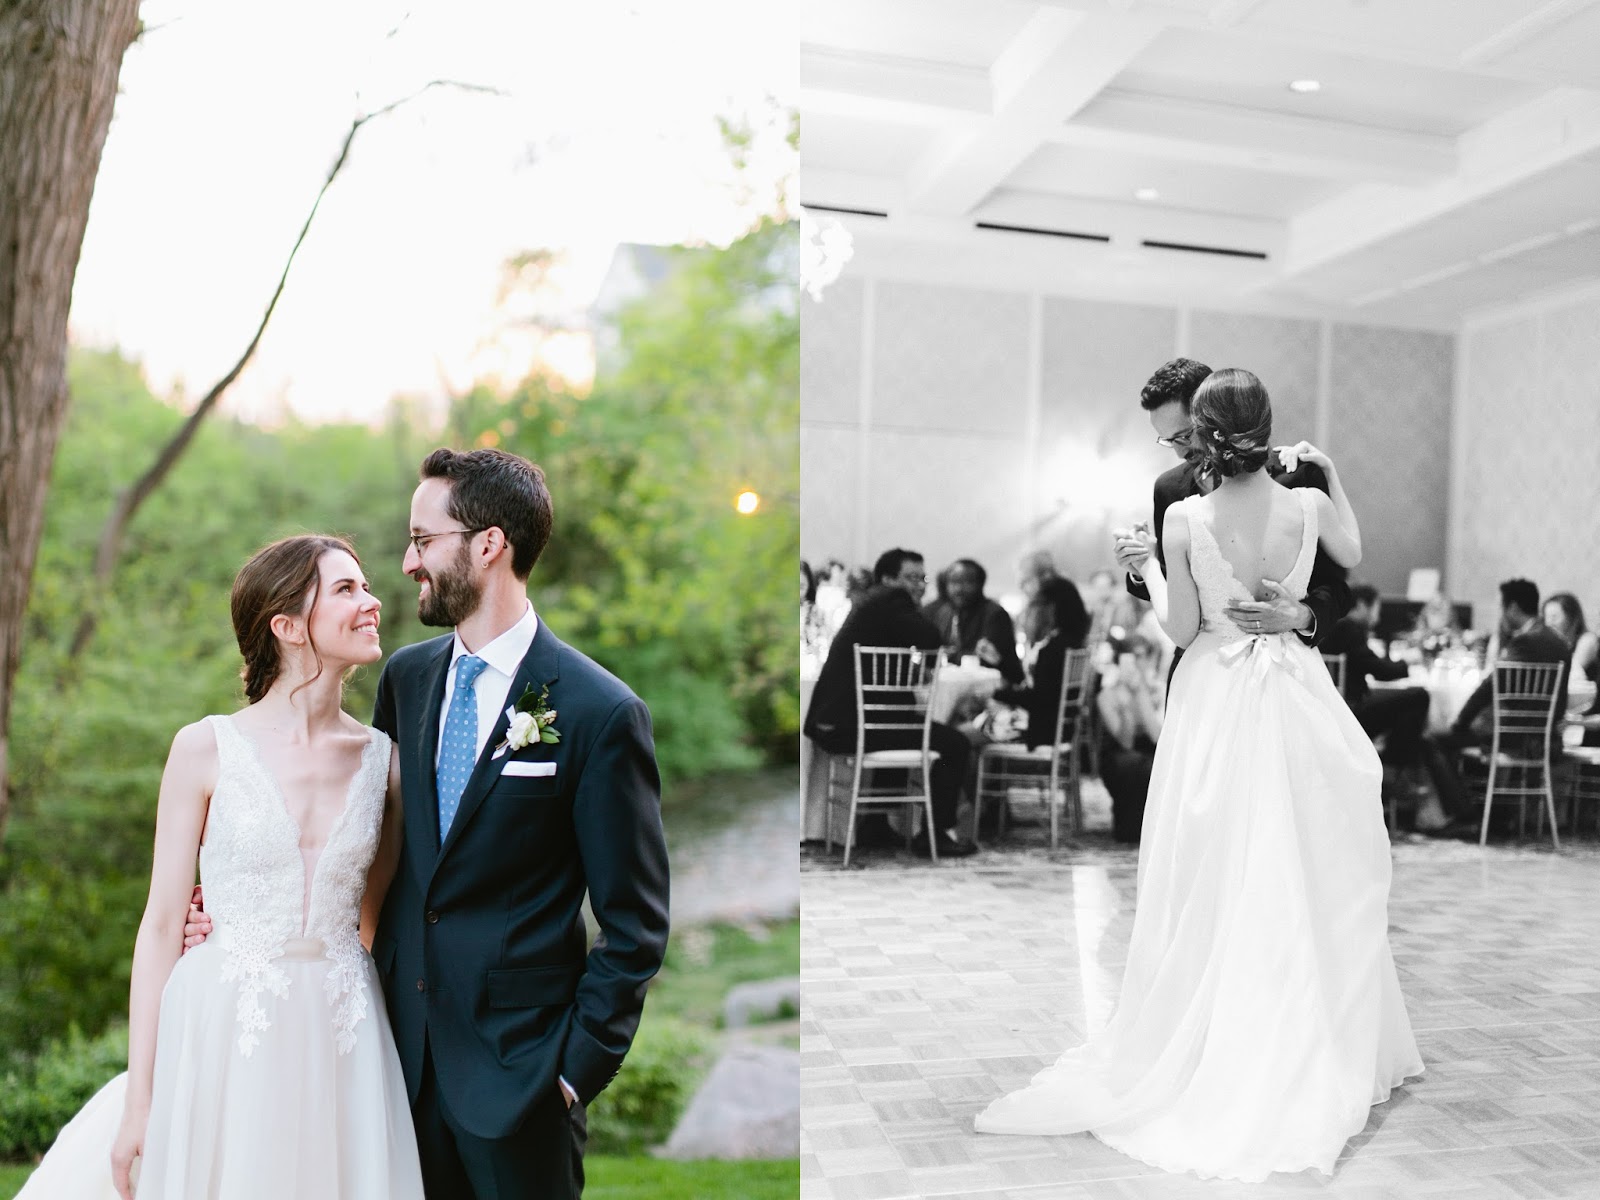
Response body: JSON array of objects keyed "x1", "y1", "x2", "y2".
[{"x1": 68, "y1": 0, "x2": 797, "y2": 425}]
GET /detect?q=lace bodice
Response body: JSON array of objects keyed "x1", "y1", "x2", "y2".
[
  {"x1": 1182, "y1": 488, "x2": 1318, "y2": 643},
  {"x1": 200, "y1": 715, "x2": 389, "y2": 1056}
]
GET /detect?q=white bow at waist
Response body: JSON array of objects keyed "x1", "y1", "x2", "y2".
[{"x1": 1217, "y1": 631, "x2": 1304, "y2": 683}]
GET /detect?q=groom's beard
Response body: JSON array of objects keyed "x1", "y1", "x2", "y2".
[{"x1": 417, "y1": 545, "x2": 483, "y2": 627}]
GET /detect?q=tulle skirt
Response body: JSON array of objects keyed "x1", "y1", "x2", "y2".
[
  {"x1": 18, "y1": 938, "x2": 423, "y2": 1199},
  {"x1": 975, "y1": 630, "x2": 1424, "y2": 1181}
]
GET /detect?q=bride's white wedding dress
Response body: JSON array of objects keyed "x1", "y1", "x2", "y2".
[
  {"x1": 20, "y1": 715, "x2": 423, "y2": 1199},
  {"x1": 975, "y1": 489, "x2": 1424, "y2": 1181}
]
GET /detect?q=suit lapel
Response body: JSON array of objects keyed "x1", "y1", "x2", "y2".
[
  {"x1": 433, "y1": 619, "x2": 564, "y2": 869},
  {"x1": 406, "y1": 639, "x2": 453, "y2": 885}
]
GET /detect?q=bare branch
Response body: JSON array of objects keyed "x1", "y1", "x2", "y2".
[{"x1": 66, "y1": 78, "x2": 500, "y2": 664}]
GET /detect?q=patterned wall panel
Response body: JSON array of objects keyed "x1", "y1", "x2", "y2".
[
  {"x1": 800, "y1": 424, "x2": 861, "y2": 567},
  {"x1": 800, "y1": 278, "x2": 864, "y2": 426},
  {"x1": 1036, "y1": 298, "x2": 1178, "y2": 580},
  {"x1": 1188, "y1": 310, "x2": 1320, "y2": 447},
  {"x1": 1454, "y1": 297, "x2": 1600, "y2": 628},
  {"x1": 1327, "y1": 324, "x2": 1454, "y2": 598},
  {"x1": 871, "y1": 281, "x2": 1031, "y2": 434},
  {"x1": 863, "y1": 429, "x2": 1033, "y2": 602}
]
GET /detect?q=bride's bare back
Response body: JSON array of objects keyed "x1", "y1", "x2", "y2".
[{"x1": 1192, "y1": 482, "x2": 1307, "y2": 598}]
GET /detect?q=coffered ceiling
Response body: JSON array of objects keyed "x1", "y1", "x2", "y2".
[{"x1": 801, "y1": 0, "x2": 1600, "y2": 328}]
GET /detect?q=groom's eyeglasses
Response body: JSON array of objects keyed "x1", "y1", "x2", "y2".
[
  {"x1": 1155, "y1": 427, "x2": 1195, "y2": 449},
  {"x1": 408, "y1": 527, "x2": 486, "y2": 554}
]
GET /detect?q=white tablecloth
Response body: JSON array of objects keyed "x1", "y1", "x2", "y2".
[
  {"x1": 1372, "y1": 664, "x2": 1480, "y2": 735},
  {"x1": 799, "y1": 664, "x2": 1002, "y2": 842}
]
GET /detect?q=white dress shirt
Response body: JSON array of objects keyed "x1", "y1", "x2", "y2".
[{"x1": 434, "y1": 602, "x2": 538, "y2": 769}]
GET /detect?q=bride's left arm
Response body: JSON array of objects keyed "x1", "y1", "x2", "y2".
[
  {"x1": 1143, "y1": 507, "x2": 1201, "y2": 647},
  {"x1": 359, "y1": 745, "x2": 405, "y2": 952}
]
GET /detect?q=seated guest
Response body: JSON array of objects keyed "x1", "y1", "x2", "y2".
[
  {"x1": 968, "y1": 578, "x2": 1091, "y2": 747},
  {"x1": 803, "y1": 548, "x2": 977, "y2": 858},
  {"x1": 1422, "y1": 578, "x2": 1569, "y2": 825},
  {"x1": 1321, "y1": 584, "x2": 1449, "y2": 831},
  {"x1": 1097, "y1": 633, "x2": 1166, "y2": 843},
  {"x1": 813, "y1": 558, "x2": 851, "y2": 633},
  {"x1": 1408, "y1": 590, "x2": 1462, "y2": 653},
  {"x1": 1546, "y1": 592, "x2": 1600, "y2": 747},
  {"x1": 1088, "y1": 569, "x2": 1139, "y2": 652},
  {"x1": 802, "y1": 560, "x2": 829, "y2": 654},
  {"x1": 1018, "y1": 549, "x2": 1059, "y2": 602},
  {"x1": 1544, "y1": 591, "x2": 1599, "y2": 686},
  {"x1": 924, "y1": 558, "x2": 1025, "y2": 684}
]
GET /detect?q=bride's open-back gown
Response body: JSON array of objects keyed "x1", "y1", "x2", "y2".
[
  {"x1": 20, "y1": 715, "x2": 423, "y2": 1199},
  {"x1": 975, "y1": 488, "x2": 1424, "y2": 1182}
]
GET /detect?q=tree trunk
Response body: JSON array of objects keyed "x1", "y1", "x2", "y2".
[{"x1": 0, "y1": 1, "x2": 142, "y2": 843}]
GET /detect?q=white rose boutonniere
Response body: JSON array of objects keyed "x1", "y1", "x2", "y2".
[{"x1": 493, "y1": 684, "x2": 561, "y2": 758}]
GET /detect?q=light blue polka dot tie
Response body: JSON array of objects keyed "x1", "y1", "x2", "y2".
[{"x1": 437, "y1": 655, "x2": 489, "y2": 840}]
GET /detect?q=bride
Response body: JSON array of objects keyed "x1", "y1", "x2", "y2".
[
  {"x1": 20, "y1": 535, "x2": 423, "y2": 1199},
  {"x1": 974, "y1": 369, "x2": 1423, "y2": 1181}
]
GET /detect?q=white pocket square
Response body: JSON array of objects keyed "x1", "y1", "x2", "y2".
[{"x1": 502, "y1": 761, "x2": 556, "y2": 778}]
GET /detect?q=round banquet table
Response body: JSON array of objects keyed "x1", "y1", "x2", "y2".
[
  {"x1": 800, "y1": 662, "x2": 1003, "y2": 842},
  {"x1": 1370, "y1": 663, "x2": 1481, "y2": 735}
]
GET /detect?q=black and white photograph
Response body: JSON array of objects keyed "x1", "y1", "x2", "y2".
[{"x1": 799, "y1": 1, "x2": 1600, "y2": 1196}]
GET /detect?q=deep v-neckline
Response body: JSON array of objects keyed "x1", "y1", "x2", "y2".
[
  {"x1": 1190, "y1": 491, "x2": 1313, "y2": 600},
  {"x1": 226, "y1": 716, "x2": 376, "y2": 934}
]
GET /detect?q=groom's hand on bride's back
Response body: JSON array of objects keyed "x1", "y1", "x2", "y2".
[{"x1": 182, "y1": 884, "x2": 211, "y2": 951}]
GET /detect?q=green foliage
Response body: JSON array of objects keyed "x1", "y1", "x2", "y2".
[
  {"x1": 449, "y1": 217, "x2": 800, "y2": 777},
  {"x1": 1, "y1": 219, "x2": 797, "y2": 1071},
  {"x1": 648, "y1": 920, "x2": 800, "y2": 1030},
  {"x1": 585, "y1": 1016, "x2": 714, "y2": 1156},
  {"x1": 0, "y1": 1025, "x2": 127, "y2": 1161},
  {"x1": 1, "y1": 223, "x2": 794, "y2": 1165}
]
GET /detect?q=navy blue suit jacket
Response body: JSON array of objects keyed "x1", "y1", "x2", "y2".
[{"x1": 372, "y1": 618, "x2": 669, "y2": 1139}]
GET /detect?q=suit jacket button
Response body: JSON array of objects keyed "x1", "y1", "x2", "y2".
[
  {"x1": 426, "y1": 910, "x2": 440, "y2": 924},
  {"x1": 416, "y1": 978, "x2": 427, "y2": 992}
]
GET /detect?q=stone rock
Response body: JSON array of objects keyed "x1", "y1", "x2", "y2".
[
  {"x1": 722, "y1": 976, "x2": 801, "y2": 1028},
  {"x1": 658, "y1": 1044, "x2": 799, "y2": 1159}
]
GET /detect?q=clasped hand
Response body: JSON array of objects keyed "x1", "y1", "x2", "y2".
[
  {"x1": 1224, "y1": 579, "x2": 1310, "y2": 636},
  {"x1": 1112, "y1": 523, "x2": 1157, "y2": 576}
]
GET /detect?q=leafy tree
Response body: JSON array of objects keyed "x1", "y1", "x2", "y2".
[{"x1": 450, "y1": 217, "x2": 799, "y2": 776}]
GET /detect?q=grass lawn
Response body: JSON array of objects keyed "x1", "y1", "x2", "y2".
[
  {"x1": 589, "y1": 1156, "x2": 798, "y2": 1198},
  {"x1": 0, "y1": 1156, "x2": 799, "y2": 1200},
  {"x1": 648, "y1": 918, "x2": 799, "y2": 1028}
]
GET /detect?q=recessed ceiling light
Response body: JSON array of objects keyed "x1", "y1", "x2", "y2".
[
  {"x1": 1288, "y1": 79, "x2": 1321, "y2": 93},
  {"x1": 1134, "y1": 187, "x2": 1159, "y2": 201}
]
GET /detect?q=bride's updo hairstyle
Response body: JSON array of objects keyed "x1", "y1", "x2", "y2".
[
  {"x1": 1189, "y1": 367, "x2": 1273, "y2": 479},
  {"x1": 232, "y1": 534, "x2": 361, "y2": 703}
]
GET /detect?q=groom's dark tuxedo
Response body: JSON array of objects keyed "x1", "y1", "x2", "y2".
[
  {"x1": 1127, "y1": 457, "x2": 1353, "y2": 676},
  {"x1": 372, "y1": 614, "x2": 669, "y2": 1195}
]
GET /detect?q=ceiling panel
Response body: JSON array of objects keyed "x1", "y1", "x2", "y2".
[
  {"x1": 800, "y1": 111, "x2": 941, "y2": 176},
  {"x1": 1244, "y1": 0, "x2": 1553, "y2": 60},
  {"x1": 1008, "y1": 142, "x2": 1337, "y2": 220},
  {"x1": 800, "y1": 0, "x2": 1036, "y2": 69},
  {"x1": 1118, "y1": 25, "x2": 1539, "y2": 136}
]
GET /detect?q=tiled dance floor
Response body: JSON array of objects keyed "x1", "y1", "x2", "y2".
[{"x1": 801, "y1": 833, "x2": 1600, "y2": 1199}]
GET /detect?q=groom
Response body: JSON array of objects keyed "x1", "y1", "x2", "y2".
[
  {"x1": 1114, "y1": 357, "x2": 1352, "y2": 674},
  {"x1": 192, "y1": 448, "x2": 670, "y2": 1198}
]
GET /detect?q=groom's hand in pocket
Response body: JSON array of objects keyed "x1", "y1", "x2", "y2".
[{"x1": 182, "y1": 884, "x2": 212, "y2": 951}]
